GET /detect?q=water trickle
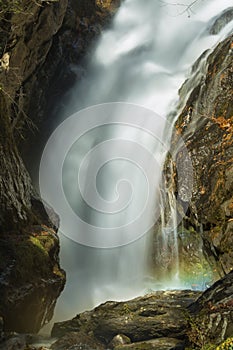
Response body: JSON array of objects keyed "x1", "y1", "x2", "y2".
[{"x1": 40, "y1": 0, "x2": 233, "y2": 328}]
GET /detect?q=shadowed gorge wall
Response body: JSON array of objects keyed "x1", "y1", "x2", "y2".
[{"x1": 0, "y1": 0, "x2": 120, "y2": 333}]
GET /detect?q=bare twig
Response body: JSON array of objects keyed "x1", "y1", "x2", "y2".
[
  {"x1": 0, "y1": 85, "x2": 37, "y2": 135},
  {"x1": 159, "y1": 0, "x2": 201, "y2": 17}
]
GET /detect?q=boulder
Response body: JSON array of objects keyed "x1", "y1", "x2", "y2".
[
  {"x1": 50, "y1": 331, "x2": 105, "y2": 350},
  {"x1": 109, "y1": 334, "x2": 131, "y2": 348},
  {"x1": 0, "y1": 226, "x2": 65, "y2": 333},
  {"x1": 52, "y1": 290, "x2": 200, "y2": 346},
  {"x1": 114, "y1": 338, "x2": 185, "y2": 350}
]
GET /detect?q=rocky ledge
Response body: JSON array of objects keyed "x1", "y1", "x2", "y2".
[
  {"x1": 0, "y1": 272, "x2": 232, "y2": 350},
  {"x1": 16, "y1": 270, "x2": 229, "y2": 350},
  {"x1": 52, "y1": 290, "x2": 199, "y2": 344}
]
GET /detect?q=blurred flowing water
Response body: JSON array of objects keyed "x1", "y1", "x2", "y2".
[{"x1": 40, "y1": 0, "x2": 233, "y2": 330}]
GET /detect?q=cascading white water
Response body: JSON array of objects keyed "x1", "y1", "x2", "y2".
[{"x1": 40, "y1": 0, "x2": 233, "y2": 327}]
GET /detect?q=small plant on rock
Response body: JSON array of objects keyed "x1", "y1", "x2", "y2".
[{"x1": 186, "y1": 312, "x2": 210, "y2": 349}]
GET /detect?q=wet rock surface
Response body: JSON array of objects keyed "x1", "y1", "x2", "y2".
[
  {"x1": 208, "y1": 8, "x2": 233, "y2": 35},
  {"x1": 187, "y1": 271, "x2": 233, "y2": 346},
  {"x1": 164, "y1": 34, "x2": 233, "y2": 275},
  {"x1": 51, "y1": 290, "x2": 200, "y2": 348},
  {"x1": 49, "y1": 272, "x2": 233, "y2": 349},
  {"x1": 114, "y1": 338, "x2": 185, "y2": 350}
]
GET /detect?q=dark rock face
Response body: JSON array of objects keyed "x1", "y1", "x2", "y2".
[
  {"x1": 0, "y1": 334, "x2": 27, "y2": 350},
  {"x1": 164, "y1": 34, "x2": 233, "y2": 276},
  {"x1": 20, "y1": 0, "x2": 121, "y2": 171},
  {"x1": 209, "y1": 8, "x2": 233, "y2": 35},
  {"x1": 0, "y1": 226, "x2": 65, "y2": 333},
  {"x1": 188, "y1": 271, "x2": 233, "y2": 347},
  {"x1": 0, "y1": 0, "x2": 69, "y2": 333},
  {"x1": 0, "y1": 0, "x2": 120, "y2": 334},
  {"x1": 52, "y1": 290, "x2": 200, "y2": 347}
]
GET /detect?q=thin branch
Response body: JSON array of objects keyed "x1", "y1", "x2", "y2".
[
  {"x1": 0, "y1": 86, "x2": 37, "y2": 134},
  {"x1": 159, "y1": 0, "x2": 201, "y2": 17}
]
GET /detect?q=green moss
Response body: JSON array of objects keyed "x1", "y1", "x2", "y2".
[
  {"x1": 0, "y1": 0, "x2": 22, "y2": 13},
  {"x1": 186, "y1": 313, "x2": 210, "y2": 349},
  {"x1": 186, "y1": 346, "x2": 216, "y2": 350},
  {"x1": 216, "y1": 338, "x2": 233, "y2": 350},
  {"x1": 12, "y1": 235, "x2": 51, "y2": 283},
  {"x1": 35, "y1": 233, "x2": 55, "y2": 252},
  {"x1": 212, "y1": 207, "x2": 225, "y2": 222},
  {"x1": 120, "y1": 303, "x2": 132, "y2": 315},
  {"x1": 187, "y1": 310, "x2": 232, "y2": 350},
  {"x1": 202, "y1": 344, "x2": 218, "y2": 350},
  {"x1": 30, "y1": 236, "x2": 46, "y2": 251},
  {"x1": 0, "y1": 233, "x2": 56, "y2": 285}
]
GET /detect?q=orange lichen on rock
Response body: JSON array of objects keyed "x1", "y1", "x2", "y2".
[
  {"x1": 200, "y1": 187, "x2": 206, "y2": 195},
  {"x1": 211, "y1": 115, "x2": 232, "y2": 131}
]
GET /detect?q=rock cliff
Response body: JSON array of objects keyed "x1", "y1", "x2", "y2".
[
  {"x1": 0, "y1": 0, "x2": 68, "y2": 333},
  {"x1": 0, "y1": 0, "x2": 120, "y2": 334},
  {"x1": 167, "y1": 34, "x2": 233, "y2": 276}
]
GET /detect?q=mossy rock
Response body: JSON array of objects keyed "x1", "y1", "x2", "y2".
[
  {"x1": 0, "y1": 229, "x2": 57, "y2": 285},
  {"x1": 0, "y1": 225, "x2": 65, "y2": 333},
  {"x1": 217, "y1": 337, "x2": 233, "y2": 350}
]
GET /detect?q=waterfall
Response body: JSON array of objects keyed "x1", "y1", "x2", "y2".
[{"x1": 39, "y1": 0, "x2": 233, "y2": 325}]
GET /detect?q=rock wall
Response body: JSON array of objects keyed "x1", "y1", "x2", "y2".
[
  {"x1": 0, "y1": 0, "x2": 69, "y2": 333},
  {"x1": 163, "y1": 34, "x2": 233, "y2": 277},
  {"x1": 0, "y1": 0, "x2": 120, "y2": 333}
]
